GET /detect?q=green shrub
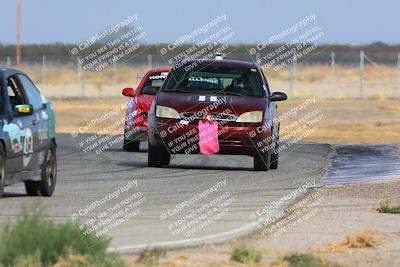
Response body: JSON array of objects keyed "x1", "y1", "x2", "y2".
[
  {"x1": 378, "y1": 199, "x2": 400, "y2": 214},
  {"x1": 282, "y1": 253, "x2": 340, "y2": 267},
  {"x1": 0, "y1": 206, "x2": 124, "y2": 267},
  {"x1": 230, "y1": 243, "x2": 261, "y2": 263}
]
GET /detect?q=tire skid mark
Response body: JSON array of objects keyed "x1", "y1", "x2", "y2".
[{"x1": 321, "y1": 144, "x2": 400, "y2": 185}]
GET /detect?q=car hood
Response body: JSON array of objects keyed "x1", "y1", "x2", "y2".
[{"x1": 155, "y1": 92, "x2": 267, "y2": 116}]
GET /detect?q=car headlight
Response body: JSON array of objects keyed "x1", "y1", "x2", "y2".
[
  {"x1": 236, "y1": 111, "x2": 263, "y2": 123},
  {"x1": 156, "y1": 105, "x2": 180, "y2": 119}
]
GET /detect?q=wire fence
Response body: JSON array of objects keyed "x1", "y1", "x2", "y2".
[{"x1": 2, "y1": 50, "x2": 400, "y2": 99}]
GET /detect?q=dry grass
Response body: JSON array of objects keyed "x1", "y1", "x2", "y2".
[
  {"x1": 311, "y1": 230, "x2": 381, "y2": 253},
  {"x1": 270, "y1": 253, "x2": 341, "y2": 267},
  {"x1": 266, "y1": 64, "x2": 399, "y2": 83},
  {"x1": 279, "y1": 99, "x2": 400, "y2": 143},
  {"x1": 270, "y1": 259, "x2": 290, "y2": 267},
  {"x1": 53, "y1": 254, "x2": 92, "y2": 267},
  {"x1": 53, "y1": 98, "x2": 400, "y2": 144}
]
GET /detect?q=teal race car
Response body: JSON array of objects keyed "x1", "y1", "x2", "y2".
[{"x1": 0, "y1": 68, "x2": 56, "y2": 197}]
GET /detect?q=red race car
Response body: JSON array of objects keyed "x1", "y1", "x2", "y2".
[{"x1": 122, "y1": 68, "x2": 170, "y2": 151}]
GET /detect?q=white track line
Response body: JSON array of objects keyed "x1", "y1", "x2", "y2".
[{"x1": 107, "y1": 221, "x2": 259, "y2": 253}]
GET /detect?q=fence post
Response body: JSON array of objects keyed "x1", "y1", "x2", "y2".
[
  {"x1": 289, "y1": 56, "x2": 296, "y2": 98},
  {"x1": 112, "y1": 58, "x2": 117, "y2": 85},
  {"x1": 147, "y1": 54, "x2": 152, "y2": 69},
  {"x1": 331, "y1": 51, "x2": 335, "y2": 79},
  {"x1": 292, "y1": 56, "x2": 297, "y2": 81},
  {"x1": 397, "y1": 53, "x2": 400, "y2": 83},
  {"x1": 6, "y1": 57, "x2": 11, "y2": 68},
  {"x1": 77, "y1": 57, "x2": 85, "y2": 98},
  {"x1": 42, "y1": 55, "x2": 47, "y2": 87},
  {"x1": 359, "y1": 50, "x2": 365, "y2": 99},
  {"x1": 256, "y1": 53, "x2": 261, "y2": 64}
]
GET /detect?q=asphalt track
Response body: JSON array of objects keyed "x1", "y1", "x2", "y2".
[{"x1": 0, "y1": 134, "x2": 398, "y2": 253}]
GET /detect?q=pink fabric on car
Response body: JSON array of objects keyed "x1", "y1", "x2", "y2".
[{"x1": 198, "y1": 120, "x2": 220, "y2": 155}]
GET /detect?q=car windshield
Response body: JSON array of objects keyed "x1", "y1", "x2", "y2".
[{"x1": 163, "y1": 64, "x2": 264, "y2": 97}]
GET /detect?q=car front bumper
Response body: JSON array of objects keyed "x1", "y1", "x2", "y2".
[{"x1": 148, "y1": 118, "x2": 272, "y2": 156}]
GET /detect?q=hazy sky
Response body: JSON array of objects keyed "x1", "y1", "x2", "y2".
[{"x1": 0, "y1": 0, "x2": 397, "y2": 45}]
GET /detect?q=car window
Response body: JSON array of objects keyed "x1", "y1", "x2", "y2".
[
  {"x1": 259, "y1": 68, "x2": 271, "y2": 96},
  {"x1": 141, "y1": 72, "x2": 168, "y2": 95},
  {"x1": 6, "y1": 76, "x2": 27, "y2": 110},
  {"x1": 164, "y1": 65, "x2": 264, "y2": 97},
  {"x1": 0, "y1": 82, "x2": 2, "y2": 113},
  {"x1": 18, "y1": 74, "x2": 43, "y2": 110}
]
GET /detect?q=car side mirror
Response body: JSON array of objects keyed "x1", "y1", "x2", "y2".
[
  {"x1": 122, "y1": 87, "x2": 135, "y2": 97},
  {"x1": 142, "y1": 86, "x2": 158, "y2": 95},
  {"x1": 270, "y1": 92, "x2": 288, "y2": 102},
  {"x1": 14, "y1": 104, "x2": 34, "y2": 116}
]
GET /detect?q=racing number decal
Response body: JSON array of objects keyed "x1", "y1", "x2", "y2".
[
  {"x1": 22, "y1": 128, "x2": 33, "y2": 167},
  {"x1": 3, "y1": 122, "x2": 34, "y2": 167},
  {"x1": 3, "y1": 123, "x2": 26, "y2": 153}
]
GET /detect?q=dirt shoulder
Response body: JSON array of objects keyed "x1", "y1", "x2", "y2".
[{"x1": 124, "y1": 181, "x2": 400, "y2": 267}]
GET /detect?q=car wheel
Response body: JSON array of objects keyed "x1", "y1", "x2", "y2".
[
  {"x1": 25, "y1": 142, "x2": 57, "y2": 196},
  {"x1": 270, "y1": 135, "x2": 279, "y2": 170},
  {"x1": 0, "y1": 145, "x2": 6, "y2": 198},
  {"x1": 123, "y1": 140, "x2": 140, "y2": 152},
  {"x1": 148, "y1": 144, "x2": 170, "y2": 167},
  {"x1": 253, "y1": 149, "x2": 271, "y2": 171}
]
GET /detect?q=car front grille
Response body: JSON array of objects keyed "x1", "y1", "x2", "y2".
[{"x1": 179, "y1": 112, "x2": 237, "y2": 122}]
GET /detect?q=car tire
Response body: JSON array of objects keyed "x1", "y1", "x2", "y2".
[
  {"x1": 25, "y1": 142, "x2": 57, "y2": 197},
  {"x1": 270, "y1": 136, "x2": 279, "y2": 170},
  {"x1": 123, "y1": 140, "x2": 140, "y2": 152},
  {"x1": 148, "y1": 144, "x2": 170, "y2": 167},
  {"x1": 0, "y1": 144, "x2": 6, "y2": 198},
  {"x1": 253, "y1": 149, "x2": 271, "y2": 171}
]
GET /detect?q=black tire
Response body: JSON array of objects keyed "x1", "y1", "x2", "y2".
[
  {"x1": 253, "y1": 149, "x2": 271, "y2": 171},
  {"x1": 25, "y1": 142, "x2": 57, "y2": 197},
  {"x1": 0, "y1": 145, "x2": 6, "y2": 198},
  {"x1": 123, "y1": 140, "x2": 140, "y2": 152},
  {"x1": 270, "y1": 136, "x2": 279, "y2": 170},
  {"x1": 148, "y1": 144, "x2": 170, "y2": 167}
]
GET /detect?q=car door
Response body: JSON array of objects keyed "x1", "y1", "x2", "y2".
[
  {"x1": 3, "y1": 75, "x2": 37, "y2": 176},
  {"x1": 17, "y1": 74, "x2": 48, "y2": 172}
]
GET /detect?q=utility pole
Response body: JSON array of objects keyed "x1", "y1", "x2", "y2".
[
  {"x1": 16, "y1": 0, "x2": 22, "y2": 65},
  {"x1": 359, "y1": 50, "x2": 365, "y2": 99}
]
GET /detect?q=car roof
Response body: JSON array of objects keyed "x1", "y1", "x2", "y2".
[
  {"x1": 175, "y1": 59, "x2": 258, "y2": 69},
  {"x1": 0, "y1": 68, "x2": 23, "y2": 77},
  {"x1": 147, "y1": 68, "x2": 170, "y2": 73}
]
